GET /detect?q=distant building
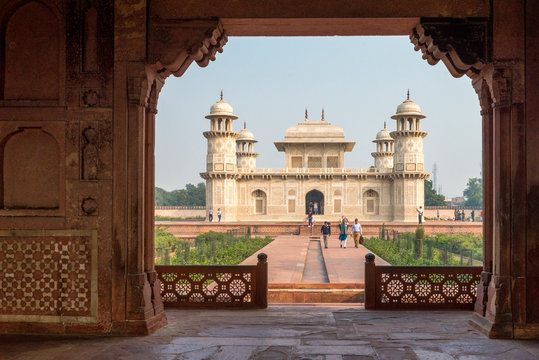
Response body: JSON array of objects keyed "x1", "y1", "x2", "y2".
[
  {"x1": 200, "y1": 91, "x2": 429, "y2": 222},
  {"x1": 450, "y1": 196, "x2": 466, "y2": 206}
]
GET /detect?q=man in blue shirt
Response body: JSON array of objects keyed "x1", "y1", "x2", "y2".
[{"x1": 321, "y1": 221, "x2": 331, "y2": 248}]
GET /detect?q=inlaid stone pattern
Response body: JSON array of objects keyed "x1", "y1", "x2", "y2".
[{"x1": 0, "y1": 236, "x2": 92, "y2": 316}]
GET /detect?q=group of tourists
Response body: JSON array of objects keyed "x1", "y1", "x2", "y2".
[
  {"x1": 454, "y1": 209, "x2": 477, "y2": 221},
  {"x1": 319, "y1": 216, "x2": 363, "y2": 249},
  {"x1": 307, "y1": 201, "x2": 320, "y2": 215},
  {"x1": 207, "y1": 207, "x2": 222, "y2": 222}
]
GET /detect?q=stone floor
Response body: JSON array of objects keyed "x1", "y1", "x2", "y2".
[{"x1": 2, "y1": 306, "x2": 538, "y2": 359}]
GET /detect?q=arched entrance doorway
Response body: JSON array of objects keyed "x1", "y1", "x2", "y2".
[{"x1": 305, "y1": 190, "x2": 324, "y2": 215}]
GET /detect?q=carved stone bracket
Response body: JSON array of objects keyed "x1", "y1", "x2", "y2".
[
  {"x1": 148, "y1": 19, "x2": 227, "y2": 78},
  {"x1": 410, "y1": 19, "x2": 489, "y2": 78},
  {"x1": 472, "y1": 61, "x2": 524, "y2": 109}
]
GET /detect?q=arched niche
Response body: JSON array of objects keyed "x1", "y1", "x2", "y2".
[
  {"x1": 2, "y1": 1, "x2": 63, "y2": 101},
  {"x1": 363, "y1": 189, "x2": 379, "y2": 216},
  {"x1": 252, "y1": 189, "x2": 266, "y2": 215},
  {"x1": 2, "y1": 128, "x2": 60, "y2": 209},
  {"x1": 306, "y1": 189, "x2": 324, "y2": 215}
]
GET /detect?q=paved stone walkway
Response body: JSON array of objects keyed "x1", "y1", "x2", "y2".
[
  {"x1": 241, "y1": 235, "x2": 389, "y2": 284},
  {"x1": 2, "y1": 306, "x2": 537, "y2": 359}
]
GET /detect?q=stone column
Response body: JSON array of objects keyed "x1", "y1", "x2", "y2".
[
  {"x1": 144, "y1": 79, "x2": 165, "y2": 317},
  {"x1": 471, "y1": 62, "x2": 526, "y2": 338},
  {"x1": 472, "y1": 78, "x2": 493, "y2": 317}
]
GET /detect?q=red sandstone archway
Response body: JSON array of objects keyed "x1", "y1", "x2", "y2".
[{"x1": 0, "y1": 0, "x2": 535, "y2": 340}]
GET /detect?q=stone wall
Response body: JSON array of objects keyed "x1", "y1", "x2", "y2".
[
  {"x1": 155, "y1": 206, "x2": 206, "y2": 218},
  {"x1": 157, "y1": 221, "x2": 483, "y2": 238}
]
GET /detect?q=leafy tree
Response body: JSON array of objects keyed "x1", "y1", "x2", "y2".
[
  {"x1": 463, "y1": 177, "x2": 482, "y2": 206},
  {"x1": 155, "y1": 182, "x2": 206, "y2": 206},
  {"x1": 424, "y1": 179, "x2": 446, "y2": 206}
]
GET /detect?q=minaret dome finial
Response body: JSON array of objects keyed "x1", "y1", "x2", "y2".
[
  {"x1": 384, "y1": 121, "x2": 386, "y2": 129},
  {"x1": 305, "y1": 108, "x2": 308, "y2": 120},
  {"x1": 407, "y1": 89, "x2": 410, "y2": 100},
  {"x1": 322, "y1": 108, "x2": 325, "y2": 121},
  {"x1": 220, "y1": 90, "x2": 223, "y2": 101},
  {"x1": 244, "y1": 121, "x2": 246, "y2": 129}
]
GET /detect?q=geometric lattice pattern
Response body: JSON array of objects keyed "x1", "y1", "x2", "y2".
[
  {"x1": 156, "y1": 265, "x2": 256, "y2": 307},
  {"x1": 0, "y1": 236, "x2": 92, "y2": 316},
  {"x1": 377, "y1": 266, "x2": 481, "y2": 309}
]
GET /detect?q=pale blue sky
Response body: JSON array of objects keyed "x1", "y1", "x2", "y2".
[{"x1": 155, "y1": 36, "x2": 481, "y2": 198}]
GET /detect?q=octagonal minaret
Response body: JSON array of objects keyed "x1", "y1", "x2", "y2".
[
  {"x1": 201, "y1": 91, "x2": 240, "y2": 221},
  {"x1": 371, "y1": 122, "x2": 394, "y2": 170},
  {"x1": 390, "y1": 90, "x2": 427, "y2": 173},
  {"x1": 203, "y1": 91, "x2": 239, "y2": 173},
  {"x1": 236, "y1": 122, "x2": 258, "y2": 171},
  {"x1": 389, "y1": 90, "x2": 429, "y2": 221}
]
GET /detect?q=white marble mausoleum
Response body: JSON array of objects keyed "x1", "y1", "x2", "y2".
[{"x1": 200, "y1": 91, "x2": 429, "y2": 222}]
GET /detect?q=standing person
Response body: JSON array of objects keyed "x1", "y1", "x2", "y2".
[
  {"x1": 217, "y1": 208, "x2": 222, "y2": 222},
  {"x1": 208, "y1": 207, "x2": 213, "y2": 222},
  {"x1": 416, "y1": 206, "x2": 423, "y2": 225},
  {"x1": 338, "y1": 219, "x2": 348, "y2": 248},
  {"x1": 308, "y1": 202, "x2": 314, "y2": 214},
  {"x1": 462, "y1": 210, "x2": 466, "y2": 222},
  {"x1": 480, "y1": 210, "x2": 483, "y2": 221},
  {"x1": 454, "y1": 209, "x2": 458, "y2": 221},
  {"x1": 321, "y1": 221, "x2": 331, "y2": 249},
  {"x1": 437, "y1": 209, "x2": 440, "y2": 220},
  {"x1": 308, "y1": 210, "x2": 313, "y2": 227},
  {"x1": 471, "y1": 210, "x2": 475, "y2": 222},
  {"x1": 313, "y1": 201, "x2": 318, "y2": 215},
  {"x1": 350, "y1": 218, "x2": 363, "y2": 248}
]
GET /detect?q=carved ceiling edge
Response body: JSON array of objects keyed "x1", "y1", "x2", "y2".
[
  {"x1": 410, "y1": 19, "x2": 489, "y2": 79},
  {"x1": 148, "y1": 19, "x2": 228, "y2": 79}
]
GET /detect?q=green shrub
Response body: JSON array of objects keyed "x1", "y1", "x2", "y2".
[
  {"x1": 415, "y1": 226, "x2": 425, "y2": 240},
  {"x1": 172, "y1": 231, "x2": 273, "y2": 265}
]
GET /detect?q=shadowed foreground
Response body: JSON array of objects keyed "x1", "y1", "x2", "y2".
[{"x1": 1, "y1": 306, "x2": 538, "y2": 359}]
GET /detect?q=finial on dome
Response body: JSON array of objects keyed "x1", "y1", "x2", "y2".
[
  {"x1": 384, "y1": 121, "x2": 387, "y2": 129},
  {"x1": 220, "y1": 90, "x2": 223, "y2": 101},
  {"x1": 305, "y1": 108, "x2": 308, "y2": 120},
  {"x1": 406, "y1": 89, "x2": 410, "y2": 100},
  {"x1": 322, "y1": 108, "x2": 325, "y2": 121},
  {"x1": 244, "y1": 121, "x2": 246, "y2": 129}
]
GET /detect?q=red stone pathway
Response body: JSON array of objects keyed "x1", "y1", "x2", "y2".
[{"x1": 241, "y1": 235, "x2": 389, "y2": 284}]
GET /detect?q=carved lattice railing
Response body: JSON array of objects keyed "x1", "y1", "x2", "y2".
[
  {"x1": 364, "y1": 253, "x2": 481, "y2": 309},
  {"x1": 155, "y1": 253, "x2": 268, "y2": 308}
]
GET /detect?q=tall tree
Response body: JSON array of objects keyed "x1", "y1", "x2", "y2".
[
  {"x1": 463, "y1": 177, "x2": 483, "y2": 207},
  {"x1": 424, "y1": 179, "x2": 446, "y2": 206},
  {"x1": 155, "y1": 182, "x2": 206, "y2": 206}
]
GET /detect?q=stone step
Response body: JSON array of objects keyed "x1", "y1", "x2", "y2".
[{"x1": 269, "y1": 287, "x2": 364, "y2": 303}]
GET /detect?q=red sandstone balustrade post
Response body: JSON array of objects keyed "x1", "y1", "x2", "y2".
[
  {"x1": 256, "y1": 253, "x2": 268, "y2": 308},
  {"x1": 364, "y1": 253, "x2": 376, "y2": 310}
]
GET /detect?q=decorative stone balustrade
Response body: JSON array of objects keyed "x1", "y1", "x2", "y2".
[
  {"x1": 155, "y1": 253, "x2": 268, "y2": 308},
  {"x1": 364, "y1": 253, "x2": 481, "y2": 310}
]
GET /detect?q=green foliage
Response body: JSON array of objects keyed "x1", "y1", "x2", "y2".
[
  {"x1": 363, "y1": 237, "x2": 441, "y2": 266},
  {"x1": 463, "y1": 177, "x2": 483, "y2": 207},
  {"x1": 155, "y1": 182, "x2": 206, "y2": 206},
  {"x1": 155, "y1": 226, "x2": 180, "y2": 265},
  {"x1": 364, "y1": 231, "x2": 483, "y2": 266},
  {"x1": 155, "y1": 214, "x2": 205, "y2": 221},
  {"x1": 424, "y1": 179, "x2": 446, "y2": 206},
  {"x1": 415, "y1": 226, "x2": 425, "y2": 240},
  {"x1": 155, "y1": 228, "x2": 273, "y2": 266}
]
